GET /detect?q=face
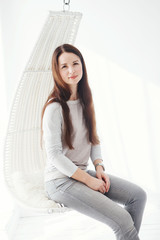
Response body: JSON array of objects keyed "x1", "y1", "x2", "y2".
[{"x1": 58, "y1": 52, "x2": 83, "y2": 86}]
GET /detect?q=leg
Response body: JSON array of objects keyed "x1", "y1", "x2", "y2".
[
  {"x1": 88, "y1": 170, "x2": 147, "y2": 233},
  {"x1": 45, "y1": 177, "x2": 140, "y2": 240}
]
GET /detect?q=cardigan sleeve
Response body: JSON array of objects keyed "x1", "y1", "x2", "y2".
[
  {"x1": 42, "y1": 102, "x2": 78, "y2": 177},
  {"x1": 90, "y1": 144, "x2": 103, "y2": 163}
]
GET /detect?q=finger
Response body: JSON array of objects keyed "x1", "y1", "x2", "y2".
[
  {"x1": 102, "y1": 175, "x2": 108, "y2": 183},
  {"x1": 107, "y1": 180, "x2": 110, "y2": 191},
  {"x1": 105, "y1": 179, "x2": 110, "y2": 192},
  {"x1": 102, "y1": 174, "x2": 109, "y2": 185},
  {"x1": 107, "y1": 178, "x2": 110, "y2": 189},
  {"x1": 99, "y1": 188, "x2": 105, "y2": 194},
  {"x1": 103, "y1": 179, "x2": 108, "y2": 190},
  {"x1": 100, "y1": 185, "x2": 106, "y2": 194},
  {"x1": 101, "y1": 174, "x2": 110, "y2": 192}
]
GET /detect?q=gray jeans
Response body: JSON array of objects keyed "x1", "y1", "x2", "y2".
[{"x1": 44, "y1": 170, "x2": 147, "y2": 240}]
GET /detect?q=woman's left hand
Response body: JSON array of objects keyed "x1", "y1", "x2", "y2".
[{"x1": 96, "y1": 168, "x2": 110, "y2": 193}]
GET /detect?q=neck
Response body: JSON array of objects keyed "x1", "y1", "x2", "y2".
[
  {"x1": 69, "y1": 85, "x2": 79, "y2": 100},
  {"x1": 69, "y1": 94, "x2": 79, "y2": 100}
]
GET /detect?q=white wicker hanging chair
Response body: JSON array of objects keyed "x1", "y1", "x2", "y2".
[{"x1": 4, "y1": 10, "x2": 82, "y2": 215}]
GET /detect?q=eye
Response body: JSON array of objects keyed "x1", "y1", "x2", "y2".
[
  {"x1": 61, "y1": 65, "x2": 66, "y2": 69},
  {"x1": 73, "y1": 62, "x2": 79, "y2": 65}
]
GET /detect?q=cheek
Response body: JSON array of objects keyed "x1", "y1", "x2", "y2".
[
  {"x1": 77, "y1": 65, "x2": 83, "y2": 77},
  {"x1": 60, "y1": 71, "x2": 67, "y2": 81}
]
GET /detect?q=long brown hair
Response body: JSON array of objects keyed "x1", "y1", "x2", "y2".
[{"x1": 41, "y1": 44, "x2": 100, "y2": 149}]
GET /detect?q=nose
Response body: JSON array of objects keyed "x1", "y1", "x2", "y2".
[{"x1": 68, "y1": 66, "x2": 75, "y2": 74}]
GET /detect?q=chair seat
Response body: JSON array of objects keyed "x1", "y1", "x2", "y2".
[{"x1": 11, "y1": 170, "x2": 61, "y2": 209}]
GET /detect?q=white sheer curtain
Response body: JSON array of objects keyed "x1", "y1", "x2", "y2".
[{"x1": 83, "y1": 48, "x2": 160, "y2": 207}]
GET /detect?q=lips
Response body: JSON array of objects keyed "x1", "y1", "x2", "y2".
[{"x1": 69, "y1": 75, "x2": 78, "y2": 79}]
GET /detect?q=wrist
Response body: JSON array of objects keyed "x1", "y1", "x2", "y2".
[
  {"x1": 71, "y1": 168, "x2": 92, "y2": 185},
  {"x1": 84, "y1": 173, "x2": 93, "y2": 186},
  {"x1": 95, "y1": 163, "x2": 105, "y2": 171},
  {"x1": 96, "y1": 165, "x2": 104, "y2": 171}
]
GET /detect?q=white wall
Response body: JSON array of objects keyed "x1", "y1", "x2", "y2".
[{"x1": 1, "y1": 0, "x2": 160, "y2": 108}]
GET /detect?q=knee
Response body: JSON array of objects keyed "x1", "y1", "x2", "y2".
[{"x1": 135, "y1": 187, "x2": 147, "y2": 205}]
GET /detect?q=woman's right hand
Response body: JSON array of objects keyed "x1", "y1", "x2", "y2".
[
  {"x1": 86, "y1": 176, "x2": 106, "y2": 194},
  {"x1": 71, "y1": 168, "x2": 106, "y2": 194}
]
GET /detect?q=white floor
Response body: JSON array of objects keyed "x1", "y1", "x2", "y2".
[{"x1": 1, "y1": 201, "x2": 160, "y2": 240}]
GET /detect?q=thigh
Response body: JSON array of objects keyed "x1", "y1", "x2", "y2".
[
  {"x1": 45, "y1": 175, "x2": 134, "y2": 233},
  {"x1": 45, "y1": 176, "x2": 76, "y2": 198},
  {"x1": 87, "y1": 170, "x2": 144, "y2": 206},
  {"x1": 107, "y1": 174, "x2": 145, "y2": 206}
]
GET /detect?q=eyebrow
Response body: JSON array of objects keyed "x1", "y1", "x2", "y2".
[{"x1": 60, "y1": 60, "x2": 79, "y2": 66}]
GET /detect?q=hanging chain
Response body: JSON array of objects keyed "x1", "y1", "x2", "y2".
[{"x1": 63, "y1": 0, "x2": 70, "y2": 12}]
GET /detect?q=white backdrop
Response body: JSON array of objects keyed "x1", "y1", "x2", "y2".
[{"x1": 0, "y1": 0, "x2": 160, "y2": 234}]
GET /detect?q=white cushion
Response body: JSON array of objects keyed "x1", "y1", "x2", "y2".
[{"x1": 11, "y1": 170, "x2": 61, "y2": 209}]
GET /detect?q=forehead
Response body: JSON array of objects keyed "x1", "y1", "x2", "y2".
[{"x1": 58, "y1": 52, "x2": 80, "y2": 64}]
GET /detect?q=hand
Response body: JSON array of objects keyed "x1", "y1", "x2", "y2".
[
  {"x1": 86, "y1": 176, "x2": 107, "y2": 194},
  {"x1": 96, "y1": 167, "x2": 110, "y2": 193}
]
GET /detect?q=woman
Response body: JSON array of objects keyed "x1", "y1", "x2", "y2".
[{"x1": 41, "y1": 44, "x2": 146, "y2": 240}]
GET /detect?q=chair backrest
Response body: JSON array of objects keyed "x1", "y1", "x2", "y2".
[{"x1": 4, "y1": 11, "x2": 82, "y2": 212}]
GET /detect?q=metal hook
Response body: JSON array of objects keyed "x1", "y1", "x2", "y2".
[{"x1": 63, "y1": 0, "x2": 70, "y2": 12}]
